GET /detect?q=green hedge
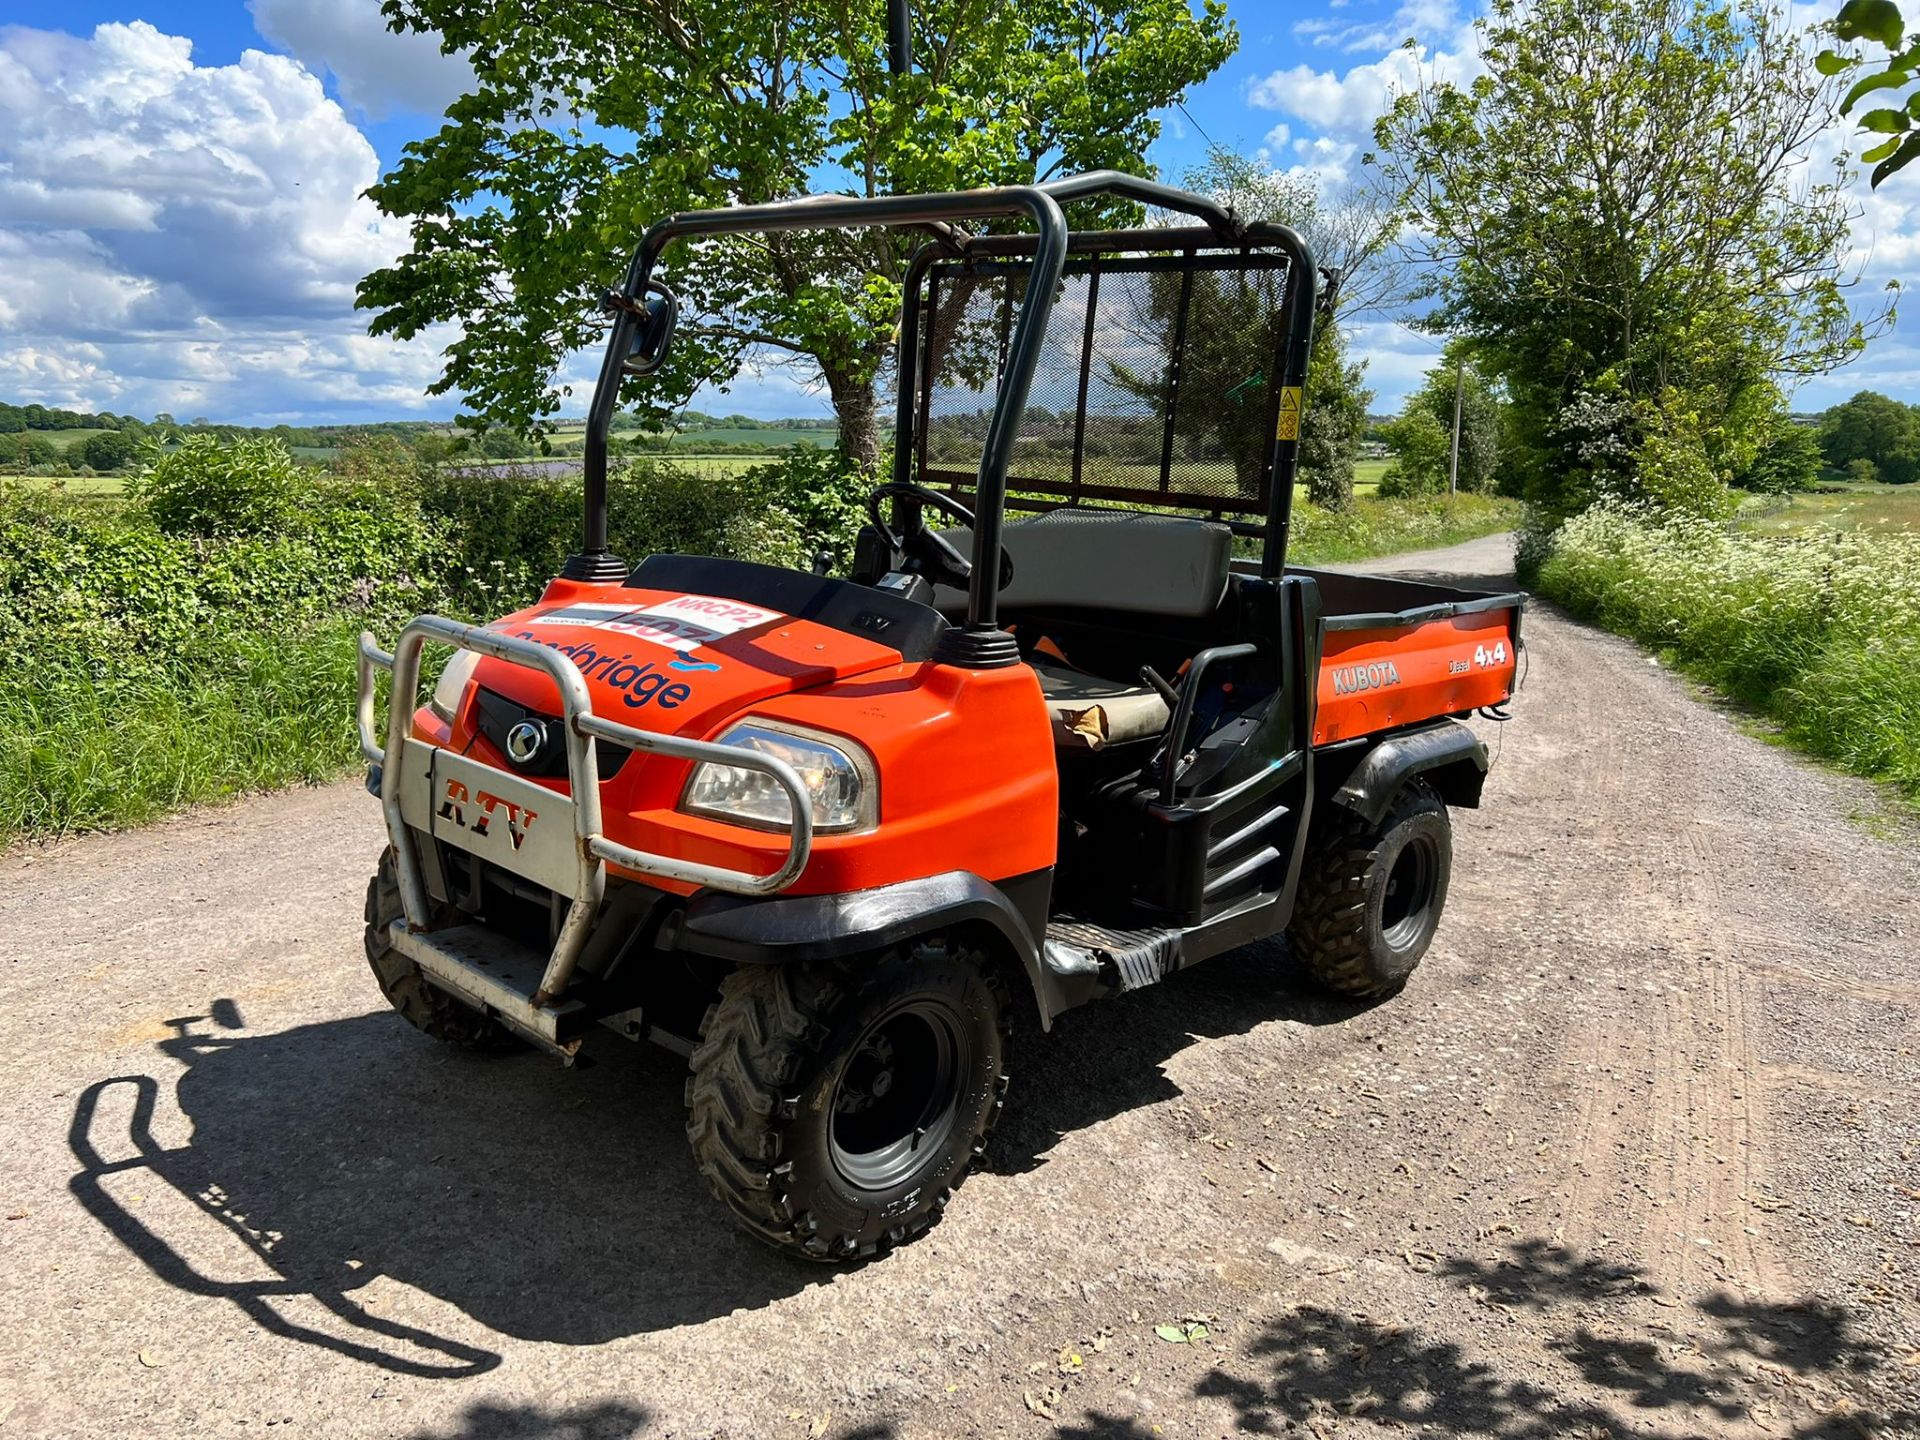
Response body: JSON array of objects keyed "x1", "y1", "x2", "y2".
[
  {"x1": 1532, "y1": 503, "x2": 1920, "y2": 799},
  {"x1": 0, "y1": 440, "x2": 866, "y2": 840}
]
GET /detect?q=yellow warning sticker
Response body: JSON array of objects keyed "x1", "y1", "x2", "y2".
[{"x1": 1276, "y1": 385, "x2": 1303, "y2": 441}]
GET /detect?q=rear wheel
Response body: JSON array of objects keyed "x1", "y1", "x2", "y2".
[
  {"x1": 364, "y1": 847, "x2": 518, "y2": 1052},
  {"x1": 1287, "y1": 781, "x2": 1452, "y2": 999},
  {"x1": 685, "y1": 938, "x2": 1009, "y2": 1262}
]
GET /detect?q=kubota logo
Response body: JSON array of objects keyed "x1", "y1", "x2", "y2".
[
  {"x1": 438, "y1": 780, "x2": 537, "y2": 851},
  {"x1": 1332, "y1": 660, "x2": 1402, "y2": 695}
]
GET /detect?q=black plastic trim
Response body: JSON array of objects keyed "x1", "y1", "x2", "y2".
[
  {"x1": 1332, "y1": 719, "x2": 1488, "y2": 826},
  {"x1": 1317, "y1": 591, "x2": 1523, "y2": 632},
  {"x1": 675, "y1": 868, "x2": 1076, "y2": 1029},
  {"x1": 625, "y1": 554, "x2": 949, "y2": 663}
]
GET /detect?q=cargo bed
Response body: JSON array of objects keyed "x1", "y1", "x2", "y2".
[{"x1": 1291, "y1": 568, "x2": 1523, "y2": 746}]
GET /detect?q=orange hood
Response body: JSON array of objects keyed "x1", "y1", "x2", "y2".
[{"x1": 471, "y1": 581, "x2": 909, "y2": 740}]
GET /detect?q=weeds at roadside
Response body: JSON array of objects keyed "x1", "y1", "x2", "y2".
[{"x1": 1531, "y1": 502, "x2": 1920, "y2": 804}]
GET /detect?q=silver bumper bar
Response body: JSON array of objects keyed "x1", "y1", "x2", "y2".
[{"x1": 357, "y1": 615, "x2": 813, "y2": 1033}]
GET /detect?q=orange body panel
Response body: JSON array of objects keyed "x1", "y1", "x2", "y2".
[
  {"x1": 414, "y1": 577, "x2": 1059, "y2": 897},
  {"x1": 1313, "y1": 609, "x2": 1518, "y2": 746}
]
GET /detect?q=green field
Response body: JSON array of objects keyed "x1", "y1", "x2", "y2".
[
  {"x1": 659, "y1": 455, "x2": 767, "y2": 479},
  {"x1": 1737, "y1": 481, "x2": 1920, "y2": 536},
  {"x1": 15, "y1": 474, "x2": 126, "y2": 497},
  {"x1": 1353, "y1": 457, "x2": 1389, "y2": 489},
  {"x1": 37, "y1": 428, "x2": 119, "y2": 451},
  {"x1": 548, "y1": 422, "x2": 838, "y2": 452}
]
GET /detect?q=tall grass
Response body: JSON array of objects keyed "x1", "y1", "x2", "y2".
[
  {"x1": 0, "y1": 626, "x2": 368, "y2": 836},
  {"x1": 1534, "y1": 503, "x2": 1920, "y2": 798}
]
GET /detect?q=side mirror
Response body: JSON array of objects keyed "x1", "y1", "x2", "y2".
[{"x1": 604, "y1": 282, "x2": 678, "y2": 376}]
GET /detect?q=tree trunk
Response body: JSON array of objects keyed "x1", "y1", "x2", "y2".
[{"x1": 827, "y1": 368, "x2": 882, "y2": 476}]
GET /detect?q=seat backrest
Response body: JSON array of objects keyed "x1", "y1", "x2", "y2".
[{"x1": 932, "y1": 510, "x2": 1232, "y2": 619}]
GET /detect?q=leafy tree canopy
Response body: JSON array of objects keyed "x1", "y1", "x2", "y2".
[
  {"x1": 1376, "y1": 0, "x2": 1888, "y2": 519},
  {"x1": 359, "y1": 0, "x2": 1237, "y2": 467},
  {"x1": 1735, "y1": 409, "x2": 1823, "y2": 494},
  {"x1": 1818, "y1": 388, "x2": 1920, "y2": 482}
]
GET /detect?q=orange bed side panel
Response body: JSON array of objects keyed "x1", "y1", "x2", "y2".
[{"x1": 1313, "y1": 609, "x2": 1518, "y2": 746}]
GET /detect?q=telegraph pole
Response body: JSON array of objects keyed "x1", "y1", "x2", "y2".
[{"x1": 1448, "y1": 359, "x2": 1464, "y2": 497}]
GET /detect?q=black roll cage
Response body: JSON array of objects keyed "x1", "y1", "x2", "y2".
[{"x1": 571, "y1": 171, "x2": 1319, "y2": 664}]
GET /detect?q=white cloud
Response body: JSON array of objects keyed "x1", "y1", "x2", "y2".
[
  {"x1": 0, "y1": 20, "x2": 457, "y2": 422},
  {"x1": 247, "y1": 0, "x2": 471, "y2": 121},
  {"x1": 1344, "y1": 319, "x2": 1454, "y2": 409},
  {"x1": 1292, "y1": 0, "x2": 1462, "y2": 53},
  {"x1": 1248, "y1": 31, "x2": 1483, "y2": 141}
]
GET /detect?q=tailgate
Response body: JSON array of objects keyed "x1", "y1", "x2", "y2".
[{"x1": 1313, "y1": 596, "x2": 1520, "y2": 746}]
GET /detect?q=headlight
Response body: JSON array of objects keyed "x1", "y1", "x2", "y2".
[
  {"x1": 429, "y1": 650, "x2": 483, "y2": 723},
  {"x1": 681, "y1": 721, "x2": 876, "y2": 833}
]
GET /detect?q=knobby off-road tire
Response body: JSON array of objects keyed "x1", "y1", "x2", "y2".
[
  {"x1": 1287, "y1": 780, "x2": 1453, "y2": 1000},
  {"x1": 685, "y1": 939, "x2": 1010, "y2": 1263},
  {"x1": 364, "y1": 847, "x2": 519, "y2": 1052}
]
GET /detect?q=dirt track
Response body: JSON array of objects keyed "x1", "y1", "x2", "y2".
[{"x1": 1, "y1": 533, "x2": 1916, "y2": 1440}]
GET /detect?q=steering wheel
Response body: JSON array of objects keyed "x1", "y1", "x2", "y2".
[{"x1": 864, "y1": 481, "x2": 1013, "y2": 592}]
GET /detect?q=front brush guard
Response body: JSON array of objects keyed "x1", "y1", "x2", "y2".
[{"x1": 357, "y1": 615, "x2": 813, "y2": 1055}]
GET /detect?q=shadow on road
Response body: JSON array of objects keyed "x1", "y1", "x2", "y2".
[
  {"x1": 402, "y1": 1402, "x2": 650, "y2": 1440},
  {"x1": 993, "y1": 936, "x2": 1376, "y2": 1173},
  {"x1": 1039, "y1": 1242, "x2": 1914, "y2": 1440},
  {"x1": 65, "y1": 939, "x2": 1358, "y2": 1376},
  {"x1": 1187, "y1": 1254, "x2": 1916, "y2": 1440}
]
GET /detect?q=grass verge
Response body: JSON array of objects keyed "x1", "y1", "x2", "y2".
[
  {"x1": 0, "y1": 625, "x2": 370, "y2": 838},
  {"x1": 1285, "y1": 492, "x2": 1519, "y2": 565},
  {"x1": 1532, "y1": 502, "x2": 1920, "y2": 801}
]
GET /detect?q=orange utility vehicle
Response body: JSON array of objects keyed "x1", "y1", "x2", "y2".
[{"x1": 355, "y1": 172, "x2": 1521, "y2": 1261}]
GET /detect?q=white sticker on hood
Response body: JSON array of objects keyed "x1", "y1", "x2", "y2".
[{"x1": 523, "y1": 595, "x2": 783, "y2": 653}]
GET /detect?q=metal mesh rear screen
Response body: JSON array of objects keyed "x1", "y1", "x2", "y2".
[{"x1": 913, "y1": 251, "x2": 1292, "y2": 517}]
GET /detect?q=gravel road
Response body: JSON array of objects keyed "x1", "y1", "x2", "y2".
[{"x1": 2, "y1": 533, "x2": 1916, "y2": 1440}]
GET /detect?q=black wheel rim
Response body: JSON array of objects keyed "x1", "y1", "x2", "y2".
[
  {"x1": 829, "y1": 1002, "x2": 966, "y2": 1191},
  {"x1": 1381, "y1": 836, "x2": 1439, "y2": 951}
]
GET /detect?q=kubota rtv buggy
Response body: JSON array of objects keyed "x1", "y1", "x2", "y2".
[{"x1": 355, "y1": 172, "x2": 1522, "y2": 1261}]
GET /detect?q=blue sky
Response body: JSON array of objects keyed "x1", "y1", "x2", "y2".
[{"x1": 0, "y1": 1, "x2": 1912, "y2": 426}]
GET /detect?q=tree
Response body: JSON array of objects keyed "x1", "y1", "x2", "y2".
[
  {"x1": 1378, "y1": 406, "x2": 1450, "y2": 497},
  {"x1": 9, "y1": 433, "x2": 61, "y2": 470},
  {"x1": 1377, "y1": 0, "x2": 1886, "y2": 519},
  {"x1": 1300, "y1": 325, "x2": 1373, "y2": 510},
  {"x1": 1167, "y1": 150, "x2": 1381, "y2": 511},
  {"x1": 360, "y1": 0, "x2": 1237, "y2": 469},
  {"x1": 1735, "y1": 413, "x2": 1823, "y2": 493},
  {"x1": 1385, "y1": 351, "x2": 1504, "y2": 495},
  {"x1": 1177, "y1": 147, "x2": 1413, "y2": 322},
  {"x1": 76, "y1": 430, "x2": 140, "y2": 472},
  {"x1": 1819, "y1": 390, "x2": 1920, "y2": 482},
  {"x1": 1818, "y1": 0, "x2": 1919, "y2": 187}
]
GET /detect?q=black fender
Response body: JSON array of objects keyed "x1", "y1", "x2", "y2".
[
  {"x1": 1330, "y1": 719, "x2": 1487, "y2": 826},
  {"x1": 673, "y1": 868, "x2": 1087, "y2": 1030}
]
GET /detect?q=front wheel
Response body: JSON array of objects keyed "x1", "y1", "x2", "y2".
[
  {"x1": 364, "y1": 847, "x2": 519, "y2": 1052},
  {"x1": 685, "y1": 938, "x2": 1009, "y2": 1262},
  {"x1": 1287, "y1": 781, "x2": 1453, "y2": 999}
]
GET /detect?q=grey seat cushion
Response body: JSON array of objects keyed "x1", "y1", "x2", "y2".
[
  {"x1": 933, "y1": 510, "x2": 1232, "y2": 619},
  {"x1": 1029, "y1": 653, "x2": 1170, "y2": 749}
]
